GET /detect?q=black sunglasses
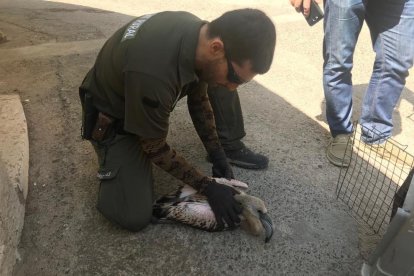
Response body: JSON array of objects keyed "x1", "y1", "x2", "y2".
[{"x1": 226, "y1": 56, "x2": 246, "y2": 85}]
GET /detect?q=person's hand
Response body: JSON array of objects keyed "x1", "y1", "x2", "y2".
[
  {"x1": 202, "y1": 179, "x2": 242, "y2": 229},
  {"x1": 210, "y1": 150, "x2": 234, "y2": 179},
  {"x1": 289, "y1": 0, "x2": 322, "y2": 17}
]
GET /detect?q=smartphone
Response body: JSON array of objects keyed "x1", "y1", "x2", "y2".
[{"x1": 303, "y1": 0, "x2": 324, "y2": 26}]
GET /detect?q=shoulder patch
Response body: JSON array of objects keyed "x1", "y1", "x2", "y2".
[{"x1": 121, "y1": 14, "x2": 154, "y2": 42}]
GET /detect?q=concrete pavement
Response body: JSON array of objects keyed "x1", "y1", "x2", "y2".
[{"x1": 1, "y1": 0, "x2": 413, "y2": 275}]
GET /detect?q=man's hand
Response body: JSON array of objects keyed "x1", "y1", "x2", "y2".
[
  {"x1": 210, "y1": 150, "x2": 234, "y2": 179},
  {"x1": 289, "y1": 0, "x2": 322, "y2": 17},
  {"x1": 202, "y1": 179, "x2": 243, "y2": 229}
]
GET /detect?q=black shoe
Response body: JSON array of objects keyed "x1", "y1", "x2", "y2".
[{"x1": 225, "y1": 147, "x2": 269, "y2": 170}]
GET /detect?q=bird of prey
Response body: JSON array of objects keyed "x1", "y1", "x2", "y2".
[{"x1": 152, "y1": 178, "x2": 274, "y2": 243}]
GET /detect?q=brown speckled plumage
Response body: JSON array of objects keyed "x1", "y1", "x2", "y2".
[{"x1": 153, "y1": 178, "x2": 274, "y2": 242}]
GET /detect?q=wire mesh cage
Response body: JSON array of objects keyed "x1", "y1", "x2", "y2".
[{"x1": 336, "y1": 122, "x2": 414, "y2": 235}]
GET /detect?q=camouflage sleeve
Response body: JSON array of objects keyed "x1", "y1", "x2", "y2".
[
  {"x1": 140, "y1": 137, "x2": 210, "y2": 192},
  {"x1": 187, "y1": 81, "x2": 222, "y2": 155}
]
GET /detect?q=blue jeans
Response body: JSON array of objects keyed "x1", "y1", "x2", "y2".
[{"x1": 323, "y1": 0, "x2": 414, "y2": 143}]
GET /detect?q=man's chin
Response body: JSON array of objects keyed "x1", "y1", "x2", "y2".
[
  {"x1": 207, "y1": 82, "x2": 219, "y2": 88},
  {"x1": 205, "y1": 81, "x2": 227, "y2": 88},
  {"x1": 200, "y1": 78, "x2": 227, "y2": 89}
]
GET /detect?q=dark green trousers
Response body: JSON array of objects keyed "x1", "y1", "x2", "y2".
[
  {"x1": 92, "y1": 133, "x2": 153, "y2": 231},
  {"x1": 207, "y1": 86, "x2": 246, "y2": 151}
]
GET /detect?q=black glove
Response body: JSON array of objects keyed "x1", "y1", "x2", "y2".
[
  {"x1": 202, "y1": 179, "x2": 242, "y2": 229},
  {"x1": 210, "y1": 150, "x2": 234, "y2": 179}
]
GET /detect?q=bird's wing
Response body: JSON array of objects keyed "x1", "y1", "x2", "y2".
[
  {"x1": 153, "y1": 187, "x2": 220, "y2": 231},
  {"x1": 164, "y1": 200, "x2": 220, "y2": 232}
]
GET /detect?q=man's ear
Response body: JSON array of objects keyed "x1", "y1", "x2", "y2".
[{"x1": 209, "y1": 38, "x2": 225, "y2": 57}]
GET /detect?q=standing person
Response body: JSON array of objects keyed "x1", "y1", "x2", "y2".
[
  {"x1": 290, "y1": 0, "x2": 414, "y2": 167},
  {"x1": 207, "y1": 86, "x2": 269, "y2": 170},
  {"x1": 79, "y1": 9, "x2": 276, "y2": 231}
]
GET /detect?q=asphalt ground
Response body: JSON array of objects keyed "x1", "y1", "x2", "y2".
[{"x1": 1, "y1": 0, "x2": 413, "y2": 275}]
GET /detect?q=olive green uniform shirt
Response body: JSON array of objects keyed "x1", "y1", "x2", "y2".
[{"x1": 85, "y1": 11, "x2": 205, "y2": 138}]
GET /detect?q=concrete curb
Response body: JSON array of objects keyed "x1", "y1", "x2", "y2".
[
  {"x1": 0, "y1": 94, "x2": 29, "y2": 275},
  {"x1": 0, "y1": 31, "x2": 7, "y2": 44}
]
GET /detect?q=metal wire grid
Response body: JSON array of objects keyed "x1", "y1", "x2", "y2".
[{"x1": 336, "y1": 122, "x2": 414, "y2": 235}]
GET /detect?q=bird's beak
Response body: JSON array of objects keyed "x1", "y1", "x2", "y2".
[{"x1": 259, "y1": 212, "x2": 274, "y2": 243}]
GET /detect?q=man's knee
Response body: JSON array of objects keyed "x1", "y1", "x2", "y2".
[
  {"x1": 97, "y1": 204, "x2": 153, "y2": 232},
  {"x1": 120, "y1": 212, "x2": 152, "y2": 232}
]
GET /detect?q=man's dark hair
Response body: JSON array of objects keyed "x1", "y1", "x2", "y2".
[{"x1": 208, "y1": 9, "x2": 276, "y2": 74}]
